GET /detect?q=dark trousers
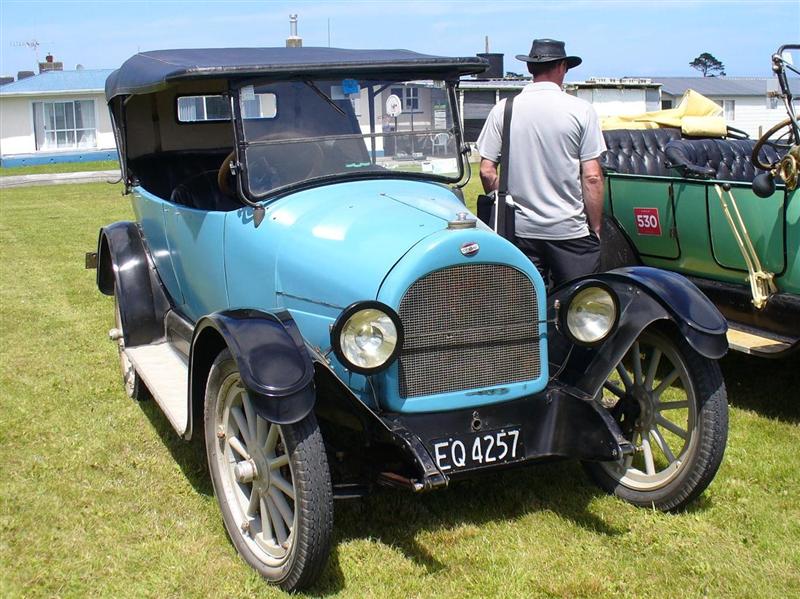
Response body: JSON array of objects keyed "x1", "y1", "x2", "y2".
[{"x1": 515, "y1": 234, "x2": 601, "y2": 288}]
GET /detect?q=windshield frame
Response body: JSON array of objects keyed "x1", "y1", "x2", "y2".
[{"x1": 229, "y1": 76, "x2": 467, "y2": 202}]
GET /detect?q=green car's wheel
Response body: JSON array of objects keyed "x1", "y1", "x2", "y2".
[
  {"x1": 204, "y1": 349, "x2": 333, "y2": 592},
  {"x1": 583, "y1": 329, "x2": 728, "y2": 512},
  {"x1": 111, "y1": 287, "x2": 149, "y2": 401}
]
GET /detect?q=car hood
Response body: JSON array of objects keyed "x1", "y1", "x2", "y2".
[{"x1": 269, "y1": 178, "x2": 472, "y2": 311}]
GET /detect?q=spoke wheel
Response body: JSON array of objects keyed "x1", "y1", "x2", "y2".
[
  {"x1": 204, "y1": 350, "x2": 332, "y2": 591},
  {"x1": 583, "y1": 329, "x2": 728, "y2": 511},
  {"x1": 112, "y1": 287, "x2": 148, "y2": 401}
]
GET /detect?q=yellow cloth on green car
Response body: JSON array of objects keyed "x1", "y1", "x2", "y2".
[{"x1": 601, "y1": 90, "x2": 727, "y2": 137}]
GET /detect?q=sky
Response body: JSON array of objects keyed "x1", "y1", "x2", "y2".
[{"x1": 0, "y1": 0, "x2": 798, "y2": 80}]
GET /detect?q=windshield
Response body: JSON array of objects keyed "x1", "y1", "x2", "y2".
[{"x1": 235, "y1": 78, "x2": 463, "y2": 197}]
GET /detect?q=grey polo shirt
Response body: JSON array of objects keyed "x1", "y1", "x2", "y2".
[{"x1": 476, "y1": 82, "x2": 606, "y2": 240}]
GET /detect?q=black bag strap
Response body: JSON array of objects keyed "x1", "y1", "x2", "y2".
[
  {"x1": 496, "y1": 96, "x2": 514, "y2": 234},
  {"x1": 499, "y1": 95, "x2": 514, "y2": 195}
]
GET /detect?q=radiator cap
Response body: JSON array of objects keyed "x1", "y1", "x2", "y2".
[{"x1": 448, "y1": 212, "x2": 477, "y2": 229}]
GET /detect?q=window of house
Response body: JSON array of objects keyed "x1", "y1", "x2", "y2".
[
  {"x1": 240, "y1": 91, "x2": 277, "y2": 119},
  {"x1": 723, "y1": 99, "x2": 735, "y2": 121},
  {"x1": 661, "y1": 99, "x2": 673, "y2": 110},
  {"x1": 177, "y1": 95, "x2": 232, "y2": 122},
  {"x1": 767, "y1": 94, "x2": 780, "y2": 110},
  {"x1": 32, "y1": 99, "x2": 96, "y2": 151},
  {"x1": 390, "y1": 86, "x2": 420, "y2": 111}
]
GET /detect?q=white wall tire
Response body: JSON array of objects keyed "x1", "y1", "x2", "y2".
[{"x1": 204, "y1": 349, "x2": 333, "y2": 592}]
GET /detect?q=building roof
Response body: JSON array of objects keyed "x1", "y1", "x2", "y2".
[
  {"x1": 656, "y1": 77, "x2": 775, "y2": 96},
  {"x1": 0, "y1": 69, "x2": 114, "y2": 96},
  {"x1": 106, "y1": 47, "x2": 489, "y2": 99}
]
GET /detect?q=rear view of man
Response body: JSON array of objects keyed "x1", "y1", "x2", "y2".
[{"x1": 477, "y1": 39, "x2": 606, "y2": 287}]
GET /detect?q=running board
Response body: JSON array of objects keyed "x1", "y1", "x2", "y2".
[
  {"x1": 726, "y1": 324, "x2": 796, "y2": 357},
  {"x1": 125, "y1": 343, "x2": 189, "y2": 435}
]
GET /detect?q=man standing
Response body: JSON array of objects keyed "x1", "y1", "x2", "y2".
[{"x1": 477, "y1": 39, "x2": 606, "y2": 287}]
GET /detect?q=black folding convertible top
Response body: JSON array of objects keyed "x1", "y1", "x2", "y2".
[{"x1": 105, "y1": 47, "x2": 488, "y2": 100}]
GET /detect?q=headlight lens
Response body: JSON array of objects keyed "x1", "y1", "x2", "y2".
[
  {"x1": 565, "y1": 285, "x2": 618, "y2": 344},
  {"x1": 332, "y1": 302, "x2": 403, "y2": 374}
]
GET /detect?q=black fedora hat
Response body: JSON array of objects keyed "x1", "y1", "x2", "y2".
[{"x1": 516, "y1": 38, "x2": 582, "y2": 69}]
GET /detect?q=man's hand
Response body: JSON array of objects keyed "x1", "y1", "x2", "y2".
[
  {"x1": 581, "y1": 158, "x2": 604, "y2": 239},
  {"x1": 480, "y1": 158, "x2": 500, "y2": 193}
]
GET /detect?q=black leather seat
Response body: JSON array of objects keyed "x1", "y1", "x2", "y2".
[
  {"x1": 601, "y1": 128, "x2": 682, "y2": 176},
  {"x1": 664, "y1": 138, "x2": 783, "y2": 182}
]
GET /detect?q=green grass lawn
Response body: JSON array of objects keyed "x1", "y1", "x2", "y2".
[
  {"x1": 0, "y1": 160, "x2": 119, "y2": 177},
  {"x1": 1, "y1": 181, "x2": 798, "y2": 598}
]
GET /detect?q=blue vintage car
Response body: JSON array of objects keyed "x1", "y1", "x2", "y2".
[{"x1": 93, "y1": 47, "x2": 730, "y2": 591}]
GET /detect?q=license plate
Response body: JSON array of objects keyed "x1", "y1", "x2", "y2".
[{"x1": 431, "y1": 427, "x2": 523, "y2": 473}]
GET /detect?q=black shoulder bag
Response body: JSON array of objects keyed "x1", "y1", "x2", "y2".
[{"x1": 477, "y1": 96, "x2": 516, "y2": 241}]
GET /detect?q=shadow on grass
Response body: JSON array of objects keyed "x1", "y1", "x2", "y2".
[
  {"x1": 720, "y1": 352, "x2": 800, "y2": 424},
  {"x1": 138, "y1": 399, "x2": 213, "y2": 496},
  {"x1": 309, "y1": 460, "x2": 621, "y2": 596}
]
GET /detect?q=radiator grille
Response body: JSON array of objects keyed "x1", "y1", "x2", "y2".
[{"x1": 397, "y1": 264, "x2": 540, "y2": 399}]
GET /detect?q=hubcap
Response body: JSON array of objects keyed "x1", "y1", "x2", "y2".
[
  {"x1": 213, "y1": 374, "x2": 297, "y2": 565},
  {"x1": 598, "y1": 335, "x2": 698, "y2": 491}
]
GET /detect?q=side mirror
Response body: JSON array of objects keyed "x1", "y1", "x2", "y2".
[{"x1": 752, "y1": 172, "x2": 776, "y2": 198}]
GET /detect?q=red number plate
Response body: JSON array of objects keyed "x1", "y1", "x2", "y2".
[{"x1": 633, "y1": 207, "x2": 662, "y2": 236}]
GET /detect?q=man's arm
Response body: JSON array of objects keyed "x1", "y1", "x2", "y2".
[
  {"x1": 480, "y1": 158, "x2": 500, "y2": 193},
  {"x1": 581, "y1": 158, "x2": 604, "y2": 238}
]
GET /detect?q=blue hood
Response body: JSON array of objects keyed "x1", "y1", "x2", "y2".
[{"x1": 270, "y1": 178, "x2": 471, "y2": 311}]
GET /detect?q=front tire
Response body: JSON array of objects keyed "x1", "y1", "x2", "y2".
[
  {"x1": 204, "y1": 349, "x2": 333, "y2": 592},
  {"x1": 583, "y1": 329, "x2": 728, "y2": 511}
]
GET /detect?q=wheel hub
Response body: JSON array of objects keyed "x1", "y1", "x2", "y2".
[
  {"x1": 234, "y1": 458, "x2": 258, "y2": 483},
  {"x1": 632, "y1": 385, "x2": 656, "y2": 431}
]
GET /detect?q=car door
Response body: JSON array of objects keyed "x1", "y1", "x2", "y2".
[
  {"x1": 607, "y1": 175, "x2": 680, "y2": 260},
  {"x1": 164, "y1": 203, "x2": 229, "y2": 322}
]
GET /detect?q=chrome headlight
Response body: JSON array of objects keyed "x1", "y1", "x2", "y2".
[
  {"x1": 331, "y1": 301, "x2": 404, "y2": 374},
  {"x1": 563, "y1": 283, "x2": 619, "y2": 345}
]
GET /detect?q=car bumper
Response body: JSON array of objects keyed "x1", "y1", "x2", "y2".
[{"x1": 378, "y1": 383, "x2": 635, "y2": 490}]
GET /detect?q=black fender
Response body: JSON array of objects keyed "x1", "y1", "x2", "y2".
[
  {"x1": 309, "y1": 354, "x2": 448, "y2": 491},
  {"x1": 190, "y1": 309, "x2": 316, "y2": 426},
  {"x1": 549, "y1": 266, "x2": 728, "y2": 398},
  {"x1": 96, "y1": 222, "x2": 169, "y2": 347}
]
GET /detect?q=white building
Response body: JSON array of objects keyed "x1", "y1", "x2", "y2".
[
  {"x1": 458, "y1": 63, "x2": 795, "y2": 142},
  {"x1": 655, "y1": 77, "x2": 794, "y2": 138},
  {"x1": 0, "y1": 69, "x2": 117, "y2": 166}
]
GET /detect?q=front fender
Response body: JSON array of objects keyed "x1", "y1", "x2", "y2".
[
  {"x1": 191, "y1": 309, "x2": 315, "y2": 425},
  {"x1": 549, "y1": 266, "x2": 727, "y2": 398}
]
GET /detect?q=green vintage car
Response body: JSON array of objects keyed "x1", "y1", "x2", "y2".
[{"x1": 600, "y1": 45, "x2": 799, "y2": 357}]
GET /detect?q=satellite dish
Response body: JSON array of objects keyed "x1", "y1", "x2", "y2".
[{"x1": 386, "y1": 94, "x2": 402, "y2": 117}]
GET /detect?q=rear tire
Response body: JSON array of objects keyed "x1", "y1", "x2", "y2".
[
  {"x1": 583, "y1": 329, "x2": 728, "y2": 511},
  {"x1": 112, "y1": 287, "x2": 149, "y2": 401},
  {"x1": 204, "y1": 349, "x2": 333, "y2": 592}
]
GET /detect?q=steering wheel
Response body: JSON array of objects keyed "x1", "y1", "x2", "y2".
[
  {"x1": 217, "y1": 150, "x2": 237, "y2": 197},
  {"x1": 751, "y1": 117, "x2": 796, "y2": 171}
]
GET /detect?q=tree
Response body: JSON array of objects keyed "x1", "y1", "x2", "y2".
[{"x1": 689, "y1": 53, "x2": 726, "y2": 77}]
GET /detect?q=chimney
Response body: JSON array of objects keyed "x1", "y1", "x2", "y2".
[
  {"x1": 477, "y1": 36, "x2": 504, "y2": 79},
  {"x1": 38, "y1": 53, "x2": 63, "y2": 73},
  {"x1": 17, "y1": 70, "x2": 35, "y2": 80},
  {"x1": 286, "y1": 14, "x2": 302, "y2": 47},
  {"x1": 477, "y1": 53, "x2": 504, "y2": 79}
]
